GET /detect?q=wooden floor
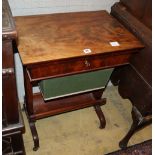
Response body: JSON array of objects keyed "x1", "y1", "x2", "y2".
[{"x1": 22, "y1": 85, "x2": 151, "y2": 155}]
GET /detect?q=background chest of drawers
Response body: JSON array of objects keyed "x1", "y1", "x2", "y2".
[{"x1": 2, "y1": 0, "x2": 25, "y2": 154}]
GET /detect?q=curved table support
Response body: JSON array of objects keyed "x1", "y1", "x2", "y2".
[
  {"x1": 119, "y1": 106, "x2": 152, "y2": 149},
  {"x1": 93, "y1": 89, "x2": 107, "y2": 129},
  {"x1": 29, "y1": 122, "x2": 39, "y2": 151},
  {"x1": 23, "y1": 103, "x2": 39, "y2": 151},
  {"x1": 94, "y1": 103, "x2": 106, "y2": 129}
]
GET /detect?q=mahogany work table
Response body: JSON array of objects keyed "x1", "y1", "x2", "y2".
[{"x1": 15, "y1": 11, "x2": 143, "y2": 151}]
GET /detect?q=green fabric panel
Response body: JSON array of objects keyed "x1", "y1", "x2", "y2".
[{"x1": 39, "y1": 68, "x2": 113, "y2": 100}]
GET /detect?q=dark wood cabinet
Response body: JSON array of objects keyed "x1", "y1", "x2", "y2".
[
  {"x1": 2, "y1": 0, "x2": 25, "y2": 154},
  {"x1": 110, "y1": 0, "x2": 152, "y2": 149}
]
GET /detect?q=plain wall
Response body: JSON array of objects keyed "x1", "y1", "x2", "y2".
[{"x1": 8, "y1": 0, "x2": 118, "y2": 103}]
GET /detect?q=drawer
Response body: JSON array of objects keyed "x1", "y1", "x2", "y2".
[
  {"x1": 27, "y1": 52, "x2": 130, "y2": 81},
  {"x1": 39, "y1": 68, "x2": 113, "y2": 101}
]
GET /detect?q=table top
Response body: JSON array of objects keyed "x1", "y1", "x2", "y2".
[{"x1": 15, "y1": 11, "x2": 143, "y2": 65}]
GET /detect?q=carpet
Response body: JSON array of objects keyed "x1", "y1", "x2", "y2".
[{"x1": 106, "y1": 140, "x2": 152, "y2": 155}]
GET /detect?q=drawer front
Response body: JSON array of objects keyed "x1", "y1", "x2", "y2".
[
  {"x1": 39, "y1": 68, "x2": 113, "y2": 101},
  {"x1": 27, "y1": 52, "x2": 131, "y2": 81}
]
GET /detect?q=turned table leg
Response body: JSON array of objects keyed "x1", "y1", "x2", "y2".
[{"x1": 93, "y1": 89, "x2": 106, "y2": 129}]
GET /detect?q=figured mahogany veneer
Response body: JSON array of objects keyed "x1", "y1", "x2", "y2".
[
  {"x1": 15, "y1": 11, "x2": 144, "y2": 151},
  {"x1": 28, "y1": 52, "x2": 131, "y2": 82},
  {"x1": 15, "y1": 11, "x2": 143, "y2": 65}
]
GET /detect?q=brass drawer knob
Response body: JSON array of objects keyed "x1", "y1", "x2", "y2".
[{"x1": 85, "y1": 60, "x2": 90, "y2": 67}]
